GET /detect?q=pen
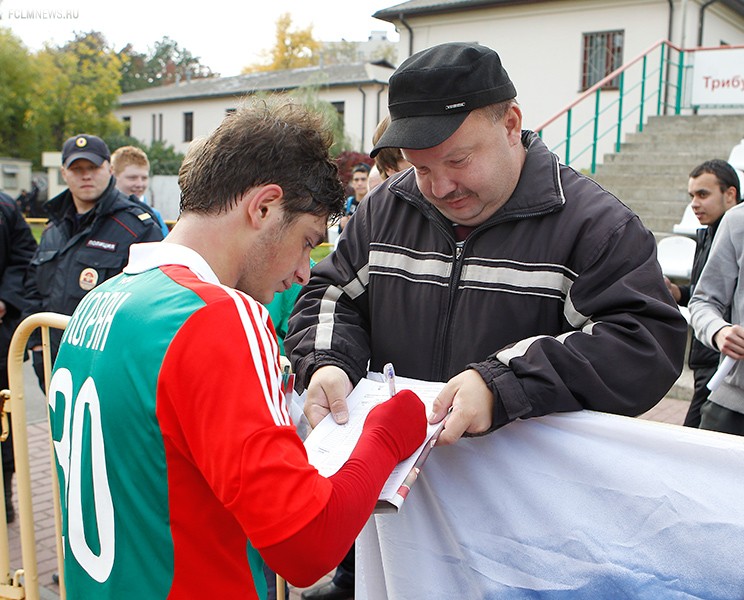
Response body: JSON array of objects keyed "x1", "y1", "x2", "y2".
[{"x1": 384, "y1": 362, "x2": 396, "y2": 397}]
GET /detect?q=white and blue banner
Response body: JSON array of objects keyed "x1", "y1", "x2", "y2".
[{"x1": 357, "y1": 411, "x2": 744, "y2": 600}]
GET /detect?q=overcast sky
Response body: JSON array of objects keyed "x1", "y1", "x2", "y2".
[{"x1": 0, "y1": 0, "x2": 401, "y2": 76}]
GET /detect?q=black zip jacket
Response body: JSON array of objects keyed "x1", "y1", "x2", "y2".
[{"x1": 286, "y1": 132, "x2": 687, "y2": 430}]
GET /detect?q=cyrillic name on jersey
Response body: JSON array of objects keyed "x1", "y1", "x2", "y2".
[{"x1": 61, "y1": 291, "x2": 131, "y2": 352}]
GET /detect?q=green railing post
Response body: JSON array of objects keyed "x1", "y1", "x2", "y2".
[
  {"x1": 675, "y1": 50, "x2": 685, "y2": 115},
  {"x1": 639, "y1": 55, "x2": 647, "y2": 132},
  {"x1": 565, "y1": 108, "x2": 572, "y2": 165},
  {"x1": 657, "y1": 43, "x2": 666, "y2": 116},
  {"x1": 591, "y1": 89, "x2": 600, "y2": 174},
  {"x1": 616, "y1": 71, "x2": 625, "y2": 153}
]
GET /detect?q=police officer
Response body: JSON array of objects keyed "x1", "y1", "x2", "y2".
[
  {"x1": 24, "y1": 134, "x2": 164, "y2": 386},
  {"x1": 0, "y1": 191, "x2": 38, "y2": 521}
]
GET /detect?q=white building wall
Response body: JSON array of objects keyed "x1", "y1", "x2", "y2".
[
  {"x1": 396, "y1": 1, "x2": 670, "y2": 130},
  {"x1": 392, "y1": 0, "x2": 744, "y2": 169},
  {"x1": 699, "y1": 3, "x2": 744, "y2": 46},
  {"x1": 149, "y1": 175, "x2": 180, "y2": 221},
  {"x1": 0, "y1": 157, "x2": 32, "y2": 197},
  {"x1": 41, "y1": 152, "x2": 65, "y2": 199},
  {"x1": 116, "y1": 81, "x2": 390, "y2": 158}
]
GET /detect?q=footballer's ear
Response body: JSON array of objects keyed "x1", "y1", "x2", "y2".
[{"x1": 240, "y1": 184, "x2": 284, "y2": 229}]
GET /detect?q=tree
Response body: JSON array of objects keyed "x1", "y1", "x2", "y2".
[
  {"x1": 117, "y1": 44, "x2": 149, "y2": 93},
  {"x1": 26, "y1": 31, "x2": 124, "y2": 160},
  {"x1": 248, "y1": 84, "x2": 351, "y2": 157},
  {"x1": 243, "y1": 13, "x2": 321, "y2": 73},
  {"x1": 368, "y1": 42, "x2": 398, "y2": 65},
  {"x1": 318, "y1": 40, "x2": 363, "y2": 66},
  {"x1": 0, "y1": 29, "x2": 37, "y2": 159},
  {"x1": 118, "y1": 36, "x2": 217, "y2": 92},
  {"x1": 102, "y1": 134, "x2": 184, "y2": 176}
]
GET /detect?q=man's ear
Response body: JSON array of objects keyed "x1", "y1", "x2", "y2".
[
  {"x1": 504, "y1": 104, "x2": 523, "y2": 143},
  {"x1": 724, "y1": 185, "x2": 739, "y2": 209},
  {"x1": 241, "y1": 183, "x2": 284, "y2": 229}
]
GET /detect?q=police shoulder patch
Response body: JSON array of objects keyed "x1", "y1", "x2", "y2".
[{"x1": 86, "y1": 239, "x2": 117, "y2": 252}]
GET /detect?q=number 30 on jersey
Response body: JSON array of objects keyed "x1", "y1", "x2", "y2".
[{"x1": 48, "y1": 368, "x2": 116, "y2": 583}]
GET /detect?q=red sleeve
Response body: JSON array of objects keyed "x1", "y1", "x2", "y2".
[
  {"x1": 157, "y1": 293, "x2": 333, "y2": 547},
  {"x1": 258, "y1": 390, "x2": 426, "y2": 586},
  {"x1": 158, "y1": 284, "x2": 425, "y2": 586}
]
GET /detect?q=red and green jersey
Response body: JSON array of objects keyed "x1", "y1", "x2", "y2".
[{"x1": 49, "y1": 242, "x2": 332, "y2": 599}]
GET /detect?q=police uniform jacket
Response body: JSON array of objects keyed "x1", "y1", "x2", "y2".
[
  {"x1": 0, "y1": 192, "x2": 37, "y2": 372},
  {"x1": 286, "y1": 132, "x2": 688, "y2": 430},
  {"x1": 25, "y1": 177, "x2": 164, "y2": 351}
]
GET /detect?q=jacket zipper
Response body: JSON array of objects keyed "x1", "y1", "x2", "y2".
[{"x1": 433, "y1": 205, "x2": 559, "y2": 377}]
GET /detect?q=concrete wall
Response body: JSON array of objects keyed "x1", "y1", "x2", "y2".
[
  {"x1": 41, "y1": 151, "x2": 65, "y2": 199},
  {"x1": 149, "y1": 175, "x2": 180, "y2": 222}
]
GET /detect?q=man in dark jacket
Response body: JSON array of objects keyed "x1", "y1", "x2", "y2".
[
  {"x1": 24, "y1": 134, "x2": 164, "y2": 386},
  {"x1": 287, "y1": 43, "x2": 688, "y2": 600},
  {"x1": 0, "y1": 191, "x2": 38, "y2": 522},
  {"x1": 665, "y1": 159, "x2": 741, "y2": 427}
]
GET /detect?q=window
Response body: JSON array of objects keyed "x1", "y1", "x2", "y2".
[
  {"x1": 225, "y1": 108, "x2": 236, "y2": 116},
  {"x1": 581, "y1": 30, "x2": 624, "y2": 91},
  {"x1": 122, "y1": 116, "x2": 131, "y2": 137},
  {"x1": 151, "y1": 114, "x2": 163, "y2": 143},
  {"x1": 331, "y1": 101, "x2": 345, "y2": 119},
  {"x1": 2, "y1": 165, "x2": 19, "y2": 190},
  {"x1": 184, "y1": 112, "x2": 193, "y2": 142}
]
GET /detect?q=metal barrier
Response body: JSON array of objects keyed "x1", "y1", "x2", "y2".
[{"x1": 0, "y1": 313, "x2": 69, "y2": 600}]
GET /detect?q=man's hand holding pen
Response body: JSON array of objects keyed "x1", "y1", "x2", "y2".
[
  {"x1": 430, "y1": 369, "x2": 494, "y2": 445},
  {"x1": 304, "y1": 364, "x2": 494, "y2": 445}
]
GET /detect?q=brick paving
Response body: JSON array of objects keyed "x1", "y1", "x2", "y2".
[{"x1": 5, "y1": 378, "x2": 693, "y2": 600}]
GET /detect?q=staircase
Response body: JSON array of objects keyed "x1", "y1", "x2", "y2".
[{"x1": 591, "y1": 114, "x2": 744, "y2": 235}]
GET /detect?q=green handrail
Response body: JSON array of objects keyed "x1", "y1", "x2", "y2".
[
  {"x1": 616, "y1": 70, "x2": 625, "y2": 153},
  {"x1": 535, "y1": 39, "x2": 744, "y2": 173},
  {"x1": 565, "y1": 108, "x2": 572, "y2": 165},
  {"x1": 639, "y1": 55, "x2": 647, "y2": 132},
  {"x1": 591, "y1": 89, "x2": 600, "y2": 173},
  {"x1": 656, "y1": 43, "x2": 665, "y2": 116},
  {"x1": 535, "y1": 39, "x2": 684, "y2": 173},
  {"x1": 675, "y1": 50, "x2": 685, "y2": 114}
]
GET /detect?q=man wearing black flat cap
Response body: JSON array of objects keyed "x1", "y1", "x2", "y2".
[
  {"x1": 288, "y1": 44, "x2": 687, "y2": 598},
  {"x1": 24, "y1": 134, "x2": 164, "y2": 388}
]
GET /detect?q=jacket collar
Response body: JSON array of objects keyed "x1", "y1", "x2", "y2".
[{"x1": 45, "y1": 177, "x2": 121, "y2": 224}]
